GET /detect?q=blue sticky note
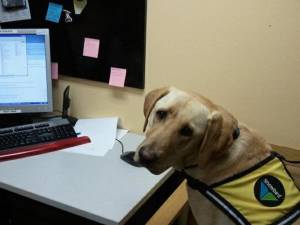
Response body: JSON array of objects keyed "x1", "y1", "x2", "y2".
[{"x1": 45, "y1": 2, "x2": 63, "y2": 23}]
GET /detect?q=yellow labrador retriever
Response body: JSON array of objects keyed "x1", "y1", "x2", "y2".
[{"x1": 134, "y1": 87, "x2": 300, "y2": 225}]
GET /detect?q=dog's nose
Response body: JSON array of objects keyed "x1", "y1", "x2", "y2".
[{"x1": 139, "y1": 147, "x2": 157, "y2": 164}]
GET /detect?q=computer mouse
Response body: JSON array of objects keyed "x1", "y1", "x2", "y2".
[{"x1": 120, "y1": 151, "x2": 142, "y2": 167}]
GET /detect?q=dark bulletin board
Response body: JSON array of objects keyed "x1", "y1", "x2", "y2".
[{"x1": 2, "y1": 0, "x2": 146, "y2": 89}]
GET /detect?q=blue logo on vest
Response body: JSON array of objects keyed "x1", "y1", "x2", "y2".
[{"x1": 254, "y1": 175, "x2": 285, "y2": 207}]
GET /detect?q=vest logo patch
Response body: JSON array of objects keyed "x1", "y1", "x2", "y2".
[{"x1": 254, "y1": 175, "x2": 285, "y2": 207}]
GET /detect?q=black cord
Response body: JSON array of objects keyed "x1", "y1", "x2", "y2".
[
  {"x1": 115, "y1": 138, "x2": 124, "y2": 154},
  {"x1": 116, "y1": 138, "x2": 142, "y2": 167}
]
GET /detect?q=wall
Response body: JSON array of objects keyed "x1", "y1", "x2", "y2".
[{"x1": 53, "y1": 0, "x2": 300, "y2": 150}]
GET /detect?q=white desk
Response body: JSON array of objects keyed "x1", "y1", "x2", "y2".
[{"x1": 0, "y1": 133, "x2": 173, "y2": 225}]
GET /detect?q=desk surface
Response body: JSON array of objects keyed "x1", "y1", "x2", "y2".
[{"x1": 0, "y1": 133, "x2": 172, "y2": 225}]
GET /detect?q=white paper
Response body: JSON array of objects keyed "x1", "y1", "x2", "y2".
[
  {"x1": 73, "y1": 0, "x2": 87, "y2": 15},
  {"x1": 117, "y1": 129, "x2": 128, "y2": 140},
  {"x1": 0, "y1": 0, "x2": 31, "y2": 23},
  {"x1": 63, "y1": 117, "x2": 120, "y2": 156}
]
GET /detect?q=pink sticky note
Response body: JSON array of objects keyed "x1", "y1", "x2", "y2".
[
  {"x1": 83, "y1": 38, "x2": 100, "y2": 58},
  {"x1": 109, "y1": 67, "x2": 127, "y2": 87},
  {"x1": 51, "y1": 62, "x2": 58, "y2": 80}
]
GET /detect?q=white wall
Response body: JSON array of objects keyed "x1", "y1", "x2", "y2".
[{"x1": 54, "y1": 0, "x2": 300, "y2": 150}]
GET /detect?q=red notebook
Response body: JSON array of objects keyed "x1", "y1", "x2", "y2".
[{"x1": 0, "y1": 136, "x2": 91, "y2": 162}]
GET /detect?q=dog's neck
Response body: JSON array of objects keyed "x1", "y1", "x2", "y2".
[{"x1": 179, "y1": 126, "x2": 271, "y2": 185}]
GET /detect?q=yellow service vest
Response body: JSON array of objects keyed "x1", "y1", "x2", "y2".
[{"x1": 184, "y1": 152, "x2": 300, "y2": 225}]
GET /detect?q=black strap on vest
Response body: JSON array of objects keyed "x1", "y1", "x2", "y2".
[
  {"x1": 272, "y1": 203, "x2": 300, "y2": 225},
  {"x1": 273, "y1": 151, "x2": 300, "y2": 164}
]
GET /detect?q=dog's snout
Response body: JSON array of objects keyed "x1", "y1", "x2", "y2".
[{"x1": 139, "y1": 147, "x2": 157, "y2": 164}]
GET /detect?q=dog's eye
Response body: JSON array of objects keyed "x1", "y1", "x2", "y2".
[
  {"x1": 179, "y1": 126, "x2": 193, "y2": 137},
  {"x1": 156, "y1": 110, "x2": 168, "y2": 120}
]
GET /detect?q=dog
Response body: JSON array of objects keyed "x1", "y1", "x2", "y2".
[{"x1": 134, "y1": 87, "x2": 300, "y2": 225}]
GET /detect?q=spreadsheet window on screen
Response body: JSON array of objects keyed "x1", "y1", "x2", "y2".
[{"x1": 0, "y1": 29, "x2": 52, "y2": 113}]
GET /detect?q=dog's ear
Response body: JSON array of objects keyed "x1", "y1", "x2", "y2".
[
  {"x1": 199, "y1": 108, "x2": 238, "y2": 161},
  {"x1": 143, "y1": 87, "x2": 170, "y2": 132}
]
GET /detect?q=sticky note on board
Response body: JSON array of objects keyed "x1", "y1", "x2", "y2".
[
  {"x1": 73, "y1": 0, "x2": 87, "y2": 15},
  {"x1": 51, "y1": 62, "x2": 58, "y2": 80},
  {"x1": 83, "y1": 38, "x2": 100, "y2": 58},
  {"x1": 46, "y1": 2, "x2": 63, "y2": 23},
  {"x1": 109, "y1": 67, "x2": 127, "y2": 87}
]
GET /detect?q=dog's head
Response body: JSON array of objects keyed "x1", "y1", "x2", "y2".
[{"x1": 134, "y1": 87, "x2": 239, "y2": 174}]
